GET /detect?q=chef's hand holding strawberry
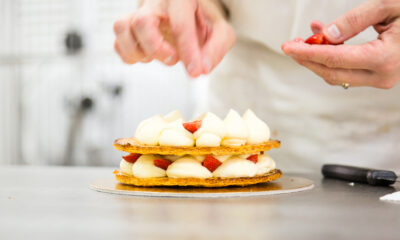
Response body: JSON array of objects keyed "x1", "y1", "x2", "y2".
[
  {"x1": 282, "y1": 0, "x2": 400, "y2": 89},
  {"x1": 113, "y1": 0, "x2": 235, "y2": 78}
]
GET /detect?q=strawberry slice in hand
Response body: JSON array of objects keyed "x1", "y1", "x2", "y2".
[
  {"x1": 154, "y1": 158, "x2": 172, "y2": 170},
  {"x1": 247, "y1": 154, "x2": 258, "y2": 164},
  {"x1": 305, "y1": 33, "x2": 325, "y2": 45},
  {"x1": 183, "y1": 120, "x2": 202, "y2": 133},
  {"x1": 305, "y1": 33, "x2": 343, "y2": 45},
  {"x1": 122, "y1": 153, "x2": 141, "y2": 163},
  {"x1": 202, "y1": 155, "x2": 222, "y2": 172}
]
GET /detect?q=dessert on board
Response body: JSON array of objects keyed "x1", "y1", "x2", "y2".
[{"x1": 113, "y1": 109, "x2": 281, "y2": 187}]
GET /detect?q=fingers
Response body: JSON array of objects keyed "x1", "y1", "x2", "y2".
[
  {"x1": 322, "y1": 0, "x2": 387, "y2": 43},
  {"x1": 282, "y1": 40, "x2": 382, "y2": 70},
  {"x1": 131, "y1": 11, "x2": 178, "y2": 65},
  {"x1": 168, "y1": 0, "x2": 203, "y2": 77},
  {"x1": 294, "y1": 58, "x2": 376, "y2": 87},
  {"x1": 310, "y1": 20, "x2": 324, "y2": 34},
  {"x1": 201, "y1": 21, "x2": 235, "y2": 74},
  {"x1": 113, "y1": 15, "x2": 146, "y2": 64}
]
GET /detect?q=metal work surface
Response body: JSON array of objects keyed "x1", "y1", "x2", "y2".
[
  {"x1": 90, "y1": 175, "x2": 314, "y2": 198},
  {"x1": 0, "y1": 166, "x2": 399, "y2": 240}
]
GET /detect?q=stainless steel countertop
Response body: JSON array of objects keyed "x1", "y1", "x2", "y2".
[{"x1": 0, "y1": 166, "x2": 399, "y2": 240}]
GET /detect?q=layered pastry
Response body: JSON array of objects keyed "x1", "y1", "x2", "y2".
[{"x1": 113, "y1": 109, "x2": 281, "y2": 187}]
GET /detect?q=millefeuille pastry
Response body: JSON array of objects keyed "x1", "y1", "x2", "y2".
[{"x1": 113, "y1": 109, "x2": 281, "y2": 187}]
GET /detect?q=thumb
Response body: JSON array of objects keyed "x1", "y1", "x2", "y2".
[{"x1": 323, "y1": 0, "x2": 387, "y2": 43}]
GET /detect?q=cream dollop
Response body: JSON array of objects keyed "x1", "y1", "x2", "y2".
[
  {"x1": 213, "y1": 155, "x2": 231, "y2": 162},
  {"x1": 159, "y1": 119, "x2": 194, "y2": 146},
  {"x1": 221, "y1": 109, "x2": 248, "y2": 146},
  {"x1": 162, "y1": 155, "x2": 182, "y2": 162},
  {"x1": 163, "y1": 110, "x2": 184, "y2": 122},
  {"x1": 135, "y1": 115, "x2": 167, "y2": 145},
  {"x1": 166, "y1": 156, "x2": 212, "y2": 178},
  {"x1": 132, "y1": 155, "x2": 166, "y2": 178},
  {"x1": 256, "y1": 154, "x2": 276, "y2": 175},
  {"x1": 243, "y1": 109, "x2": 270, "y2": 144},
  {"x1": 192, "y1": 155, "x2": 205, "y2": 162},
  {"x1": 120, "y1": 160, "x2": 133, "y2": 175},
  {"x1": 213, "y1": 157, "x2": 257, "y2": 178},
  {"x1": 194, "y1": 112, "x2": 226, "y2": 147}
]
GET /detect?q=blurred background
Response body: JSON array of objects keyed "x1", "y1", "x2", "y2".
[{"x1": 0, "y1": 0, "x2": 207, "y2": 166}]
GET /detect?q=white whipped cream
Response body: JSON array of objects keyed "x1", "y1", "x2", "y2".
[
  {"x1": 243, "y1": 109, "x2": 270, "y2": 144},
  {"x1": 256, "y1": 154, "x2": 276, "y2": 175},
  {"x1": 123, "y1": 153, "x2": 276, "y2": 179},
  {"x1": 132, "y1": 155, "x2": 166, "y2": 178},
  {"x1": 120, "y1": 159, "x2": 133, "y2": 175},
  {"x1": 213, "y1": 157, "x2": 257, "y2": 178},
  {"x1": 194, "y1": 112, "x2": 226, "y2": 147},
  {"x1": 162, "y1": 155, "x2": 182, "y2": 162},
  {"x1": 196, "y1": 133, "x2": 221, "y2": 147},
  {"x1": 164, "y1": 110, "x2": 184, "y2": 122},
  {"x1": 237, "y1": 154, "x2": 251, "y2": 159},
  {"x1": 221, "y1": 109, "x2": 248, "y2": 146},
  {"x1": 166, "y1": 156, "x2": 212, "y2": 178},
  {"x1": 192, "y1": 155, "x2": 205, "y2": 162},
  {"x1": 158, "y1": 119, "x2": 194, "y2": 146},
  {"x1": 135, "y1": 115, "x2": 167, "y2": 145},
  {"x1": 213, "y1": 155, "x2": 231, "y2": 162}
]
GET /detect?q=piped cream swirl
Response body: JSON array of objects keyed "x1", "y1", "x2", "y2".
[
  {"x1": 243, "y1": 109, "x2": 270, "y2": 144},
  {"x1": 132, "y1": 155, "x2": 166, "y2": 178},
  {"x1": 194, "y1": 112, "x2": 226, "y2": 147},
  {"x1": 159, "y1": 119, "x2": 194, "y2": 146},
  {"x1": 221, "y1": 109, "x2": 248, "y2": 146}
]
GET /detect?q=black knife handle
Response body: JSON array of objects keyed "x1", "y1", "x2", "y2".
[{"x1": 322, "y1": 164, "x2": 397, "y2": 186}]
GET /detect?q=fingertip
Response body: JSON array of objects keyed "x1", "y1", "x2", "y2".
[
  {"x1": 310, "y1": 20, "x2": 324, "y2": 34},
  {"x1": 202, "y1": 55, "x2": 212, "y2": 74},
  {"x1": 281, "y1": 42, "x2": 288, "y2": 51},
  {"x1": 323, "y1": 24, "x2": 342, "y2": 43},
  {"x1": 186, "y1": 60, "x2": 203, "y2": 77},
  {"x1": 281, "y1": 41, "x2": 299, "y2": 54},
  {"x1": 114, "y1": 41, "x2": 120, "y2": 54},
  {"x1": 293, "y1": 38, "x2": 304, "y2": 43}
]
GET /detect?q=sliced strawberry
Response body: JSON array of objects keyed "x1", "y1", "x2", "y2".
[
  {"x1": 322, "y1": 38, "x2": 330, "y2": 45},
  {"x1": 305, "y1": 33, "x2": 343, "y2": 45},
  {"x1": 122, "y1": 153, "x2": 141, "y2": 163},
  {"x1": 154, "y1": 158, "x2": 172, "y2": 170},
  {"x1": 202, "y1": 155, "x2": 222, "y2": 172},
  {"x1": 247, "y1": 154, "x2": 258, "y2": 164},
  {"x1": 183, "y1": 120, "x2": 202, "y2": 133},
  {"x1": 305, "y1": 33, "x2": 325, "y2": 45}
]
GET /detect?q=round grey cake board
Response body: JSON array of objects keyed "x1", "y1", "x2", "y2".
[{"x1": 90, "y1": 175, "x2": 314, "y2": 198}]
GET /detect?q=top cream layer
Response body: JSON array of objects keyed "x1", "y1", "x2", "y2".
[{"x1": 134, "y1": 109, "x2": 271, "y2": 147}]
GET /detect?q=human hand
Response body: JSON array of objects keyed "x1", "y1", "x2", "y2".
[
  {"x1": 113, "y1": 0, "x2": 235, "y2": 78},
  {"x1": 281, "y1": 0, "x2": 400, "y2": 89}
]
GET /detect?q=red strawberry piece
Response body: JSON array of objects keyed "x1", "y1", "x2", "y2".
[
  {"x1": 183, "y1": 120, "x2": 202, "y2": 133},
  {"x1": 305, "y1": 33, "x2": 344, "y2": 45},
  {"x1": 122, "y1": 153, "x2": 141, "y2": 163},
  {"x1": 305, "y1": 33, "x2": 325, "y2": 45},
  {"x1": 247, "y1": 154, "x2": 258, "y2": 164},
  {"x1": 154, "y1": 158, "x2": 172, "y2": 170},
  {"x1": 202, "y1": 155, "x2": 222, "y2": 172}
]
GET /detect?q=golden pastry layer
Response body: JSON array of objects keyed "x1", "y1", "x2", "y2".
[
  {"x1": 113, "y1": 169, "x2": 282, "y2": 187},
  {"x1": 114, "y1": 137, "x2": 281, "y2": 155}
]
